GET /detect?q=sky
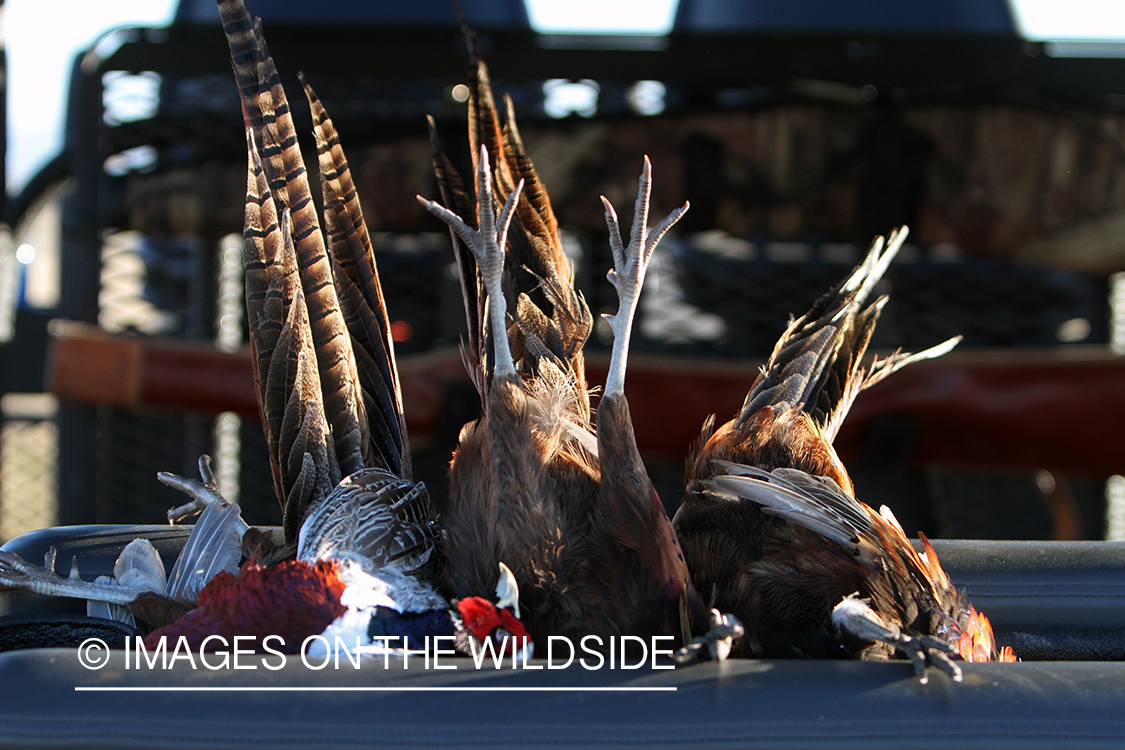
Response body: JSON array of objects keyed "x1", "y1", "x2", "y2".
[
  {"x1": 5, "y1": 0, "x2": 1125, "y2": 193},
  {"x1": 5, "y1": 0, "x2": 178, "y2": 190}
]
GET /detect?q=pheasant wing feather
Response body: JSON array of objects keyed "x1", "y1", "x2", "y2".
[{"x1": 166, "y1": 501, "x2": 243, "y2": 602}]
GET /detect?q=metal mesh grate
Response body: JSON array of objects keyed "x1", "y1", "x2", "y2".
[
  {"x1": 92, "y1": 408, "x2": 284, "y2": 527},
  {"x1": 92, "y1": 228, "x2": 217, "y2": 525},
  {"x1": 99, "y1": 231, "x2": 180, "y2": 336},
  {"x1": 369, "y1": 232, "x2": 460, "y2": 354},
  {"x1": 236, "y1": 416, "x2": 284, "y2": 527},
  {"x1": 0, "y1": 395, "x2": 59, "y2": 543},
  {"x1": 96, "y1": 409, "x2": 210, "y2": 524},
  {"x1": 1108, "y1": 476, "x2": 1125, "y2": 542},
  {"x1": 670, "y1": 238, "x2": 1109, "y2": 358}
]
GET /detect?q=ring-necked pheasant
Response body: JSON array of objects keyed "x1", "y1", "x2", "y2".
[
  {"x1": 672, "y1": 227, "x2": 1016, "y2": 680},
  {"x1": 417, "y1": 54, "x2": 739, "y2": 660},
  {"x1": 0, "y1": 0, "x2": 527, "y2": 659}
]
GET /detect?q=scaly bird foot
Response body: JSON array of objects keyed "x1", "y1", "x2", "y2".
[
  {"x1": 417, "y1": 146, "x2": 524, "y2": 378},
  {"x1": 600, "y1": 156, "x2": 688, "y2": 397},
  {"x1": 673, "y1": 608, "x2": 745, "y2": 664},
  {"x1": 833, "y1": 592, "x2": 962, "y2": 684},
  {"x1": 160, "y1": 454, "x2": 239, "y2": 525},
  {"x1": 0, "y1": 547, "x2": 147, "y2": 604}
]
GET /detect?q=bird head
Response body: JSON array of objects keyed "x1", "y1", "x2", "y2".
[{"x1": 454, "y1": 562, "x2": 532, "y2": 658}]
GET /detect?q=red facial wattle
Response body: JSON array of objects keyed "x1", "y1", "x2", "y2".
[
  {"x1": 496, "y1": 607, "x2": 529, "y2": 641},
  {"x1": 456, "y1": 596, "x2": 529, "y2": 646}
]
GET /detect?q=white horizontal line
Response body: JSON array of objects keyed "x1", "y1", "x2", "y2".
[{"x1": 75, "y1": 686, "x2": 677, "y2": 693}]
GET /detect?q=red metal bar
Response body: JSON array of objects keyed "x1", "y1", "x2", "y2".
[{"x1": 48, "y1": 322, "x2": 1125, "y2": 477}]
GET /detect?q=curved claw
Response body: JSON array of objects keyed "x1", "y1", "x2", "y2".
[
  {"x1": 833, "y1": 592, "x2": 962, "y2": 683},
  {"x1": 600, "y1": 156, "x2": 689, "y2": 399},
  {"x1": 673, "y1": 609, "x2": 745, "y2": 664},
  {"x1": 196, "y1": 455, "x2": 217, "y2": 486},
  {"x1": 906, "y1": 635, "x2": 963, "y2": 684},
  {"x1": 161, "y1": 454, "x2": 232, "y2": 524}
]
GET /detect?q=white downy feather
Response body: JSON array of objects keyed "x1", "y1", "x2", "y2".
[{"x1": 87, "y1": 538, "x2": 167, "y2": 625}]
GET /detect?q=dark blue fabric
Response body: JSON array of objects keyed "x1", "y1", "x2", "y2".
[
  {"x1": 674, "y1": 0, "x2": 1016, "y2": 34},
  {"x1": 366, "y1": 606, "x2": 456, "y2": 641}
]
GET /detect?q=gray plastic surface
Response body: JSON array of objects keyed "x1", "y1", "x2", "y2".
[
  {"x1": 1, "y1": 650, "x2": 1125, "y2": 749},
  {"x1": 3, "y1": 528, "x2": 1125, "y2": 749}
]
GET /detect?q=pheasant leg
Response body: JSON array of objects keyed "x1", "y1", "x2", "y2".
[
  {"x1": 600, "y1": 156, "x2": 688, "y2": 398},
  {"x1": 417, "y1": 146, "x2": 524, "y2": 378}
]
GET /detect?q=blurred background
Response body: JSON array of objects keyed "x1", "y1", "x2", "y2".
[{"x1": 0, "y1": 0, "x2": 1123, "y2": 548}]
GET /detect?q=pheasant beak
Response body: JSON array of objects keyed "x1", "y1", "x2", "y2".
[{"x1": 494, "y1": 561, "x2": 521, "y2": 619}]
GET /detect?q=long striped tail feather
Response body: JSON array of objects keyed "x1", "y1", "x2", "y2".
[
  {"x1": 223, "y1": 0, "x2": 368, "y2": 499},
  {"x1": 303, "y1": 79, "x2": 411, "y2": 480}
]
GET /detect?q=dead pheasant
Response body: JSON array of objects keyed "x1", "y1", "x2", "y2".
[
  {"x1": 417, "y1": 54, "x2": 739, "y2": 660},
  {"x1": 0, "y1": 0, "x2": 527, "y2": 659},
  {"x1": 673, "y1": 227, "x2": 1016, "y2": 680}
]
